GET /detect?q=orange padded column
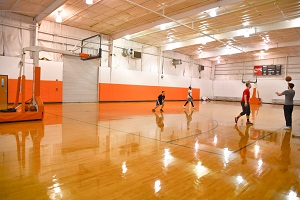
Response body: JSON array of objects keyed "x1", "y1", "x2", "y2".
[
  {"x1": 13, "y1": 77, "x2": 21, "y2": 108},
  {"x1": 33, "y1": 67, "x2": 44, "y2": 113},
  {"x1": 21, "y1": 75, "x2": 26, "y2": 112}
]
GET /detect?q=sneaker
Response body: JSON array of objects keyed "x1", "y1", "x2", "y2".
[
  {"x1": 246, "y1": 121, "x2": 253, "y2": 125},
  {"x1": 160, "y1": 109, "x2": 164, "y2": 112},
  {"x1": 235, "y1": 117, "x2": 238, "y2": 123},
  {"x1": 183, "y1": 106, "x2": 186, "y2": 109},
  {"x1": 283, "y1": 126, "x2": 291, "y2": 130},
  {"x1": 152, "y1": 109, "x2": 155, "y2": 112}
]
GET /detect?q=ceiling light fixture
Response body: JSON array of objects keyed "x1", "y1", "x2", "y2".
[
  {"x1": 86, "y1": 0, "x2": 93, "y2": 5},
  {"x1": 160, "y1": 24, "x2": 166, "y2": 30},
  {"x1": 244, "y1": 29, "x2": 249, "y2": 38},
  {"x1": 56, "y1": 12, "x2": 62, "y2": 23},
  {"x1": 167, "y1": 35, "x2": 175, "y2": 41},
  {"x1": 242, "y1": 21, "x2": 249, "y2": 26},
  {"x1": 243, "y1": 27, "x2": 255, "y2": 38},
  {"x1": 264, "y1": 45, "x2": 269, "y2": 50},
  {"x1": 216, "y1": 56, "x2": 221, "y2": 64},
  {"x1": 125, "y1": 35, "x2": 131, "y2": 40},
  {"x1": 259, "y1": 51, "x2": 264, "y2": 59},
  {"x1": 209, "y1": 9, "x2": 217, "y2": 17}
]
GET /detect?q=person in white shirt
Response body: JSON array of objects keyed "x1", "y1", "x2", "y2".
[{"x1": 183, "y1": 86, "x2": 195, "y2": 109}]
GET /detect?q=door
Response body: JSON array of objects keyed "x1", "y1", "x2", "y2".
[
  {"x1": 62, "y1": 55, "x2": 99, "y2": 103},
  {"x1": 0, "y1": 75, "x2": 8, "y2": 109}
]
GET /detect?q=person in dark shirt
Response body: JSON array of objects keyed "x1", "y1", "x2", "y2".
[
  {"x1": 152, "y1": 91, "x2": 165, "y2": 112},
  {"x1": 235, "y1": 82, "x2": 253, "y2": 125},
  {"x1": 276, "y1": 83, "x2": 295, "y2": 130}
]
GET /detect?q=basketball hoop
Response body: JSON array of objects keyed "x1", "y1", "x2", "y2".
[{"x1": 242, "y1": 74, "x2": 257, "y2": 83}]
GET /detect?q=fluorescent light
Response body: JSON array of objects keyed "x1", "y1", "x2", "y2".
[
  {"x1": 160, "y1": 24, "x2": 166, "y2": 30},
  {"x1": 242, "y1": 21, "x2": 250, "y2": 26},
  {"x1": 259, "y1": 54, "x2": 264, "y2": 59},
  {"x1": 86, "y1": 0, "x2": 93, "y2": 5},
  {"x1": 244, "y1": 27, "x2": 255, "y2": 38},
  {"x1": 264, "y1": 45, "x2": 269, "y2": 50},
  {"x1": 56, "y1": 12, "x2": 62, "y2": 23},
  {"x1": 125, "y1": 35, "x2": 131, "y2": 40},
  {"x1": 209, "y1": 10, "x2": 217, "y2": 17}
]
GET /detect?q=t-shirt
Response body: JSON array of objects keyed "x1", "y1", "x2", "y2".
[
  {"x1": 281, "y1": 89, "x2": 295, "y2": 105},
  {"x1": 241, "y1": 88, "x2": 250, "y2": 102},
  {"x1": 187, "y1": 89, "x2": 192, "y2": 98},
  {"x1": 158, "y1": 94, "x2": 165, "y2": 102}
]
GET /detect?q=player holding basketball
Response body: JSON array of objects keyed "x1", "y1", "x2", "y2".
[
  {"x1": 152, "y1": 91, "x2": 165, "y2": 112},
  {"x1": 276, "y1": 83, "x2": 295, "y2": 130},
  {"x1": 235, "y1": 82, "x2": 253, "y2": 125},
  {"x1": 183, "y1": 86, "x2": 195, "y2": 109}
]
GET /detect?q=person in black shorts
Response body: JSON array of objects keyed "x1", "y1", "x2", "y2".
[
  {"x1": 152, "y1": 91, "x2": 165, "y2": 112},
  {"x1": 235, "y1": 82, "x2": 253, "y2": 125}
]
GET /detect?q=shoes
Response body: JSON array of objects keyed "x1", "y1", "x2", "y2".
[
  {"x1": 183, "y1": 106, "x2": 186, "y2": 109},
  {"x1": 152, "y1": 109, "x2": 155, "y2": 112},
  {"x1": 235, "y1": 117, "x2": 238, "y2": 123},
  {"x1": 292, "y1": 134, "x2": 300, "y2": 138},
  {"x1": 246, "y1": 121, "x2": 253, "y2": 125},
  {"x1": 283, "y1": 126, "x2": 291, "y2": 130},
  {"x1": 160, "y1": 109, "x2": 164, "y2": 112}
]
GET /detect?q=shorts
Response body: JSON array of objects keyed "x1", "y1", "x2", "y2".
[{"x1": 156, "y1": 100, "x2": 163, "y2": 106}]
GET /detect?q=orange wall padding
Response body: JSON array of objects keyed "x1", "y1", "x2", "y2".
[
  {"x1": 8, "y1": 79, "x2": 62, "y2": 103},
  {"x1": 8, "y1": 79, "x2": 200, "y2": 103},
  {"x1": 99, "y1": 83, "x2": 200, "y2": 101}
]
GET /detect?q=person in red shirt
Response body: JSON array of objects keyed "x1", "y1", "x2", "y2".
[{"x1": 235, "y1": 82, "x2": 253, "y2": 125}]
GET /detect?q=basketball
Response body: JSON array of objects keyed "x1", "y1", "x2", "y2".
[
  {"x1": 30, "y1": 105, "x2": 37, "y2": 111},
  {"x1": 285, "y1": 76, "x2": 292, "y2": 82}
]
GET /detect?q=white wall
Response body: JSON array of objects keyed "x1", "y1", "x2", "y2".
[
  {"x1": 213, "y1": 76, "x2": 300, "y2": 103},
  {"x1": 213, "y1": 56, "x2": 300, "y2": 103},
  {"x1": 0, "y1": 56, "x2": 63, "y2": 81}
]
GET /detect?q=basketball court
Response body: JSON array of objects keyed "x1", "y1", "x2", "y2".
[
  {"x1": 0, "y1": 101, "x2": 299, "y2": 199},
  {"x1": 0, "y1": 1, "x2": 300, "y2": 199}
]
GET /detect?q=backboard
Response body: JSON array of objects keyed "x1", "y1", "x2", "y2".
[{"x1": 80, "y1": 34, "x2": 102, "y2": 60}]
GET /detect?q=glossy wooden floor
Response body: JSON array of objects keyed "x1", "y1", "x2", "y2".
[{"x1": 0, "y1": 101, "x2": 300, "y2": 200}]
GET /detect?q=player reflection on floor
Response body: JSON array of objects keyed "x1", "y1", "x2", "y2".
[
  {"x1": 184, "y1": 110, "x2": 194, "y2": 130},
  {"x1": 154, "y1": 111, "x2": 164, "y2": 133},
  {"x1": 234, "y1": 124, "x2": 251, "y2": 164},
  {"x1": 279, "y1": 130, "x2": 292, "y2": 172}
]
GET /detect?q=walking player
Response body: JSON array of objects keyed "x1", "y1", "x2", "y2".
[
  {"x1": 235, "y1": 82, "x2": 253, "y2": 125},
  {"x1": 183, "y1": 86, "x2": 195, "y2": 109}
]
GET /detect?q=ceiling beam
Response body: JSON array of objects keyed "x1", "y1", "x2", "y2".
[
  {"x1": 34, "y1": 0, "x2": 66, "y2": 23},
  {"x1": 163, "y1": 17, "x2": 300, "y2": 52},
  {"x1": 112, "y1": 0, "x2": 244, "y2": 40},
  {"x1": 196, "y1": 41, "x2": 300, "y2": 60}
]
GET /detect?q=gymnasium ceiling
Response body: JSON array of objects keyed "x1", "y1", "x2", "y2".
[{"x1": 2, "y1": 0, "x2": 300, "y2": 64}]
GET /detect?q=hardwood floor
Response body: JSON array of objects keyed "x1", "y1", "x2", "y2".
[{"x1": 0, "y1": 101, "x2": 299, "y2": 199}]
